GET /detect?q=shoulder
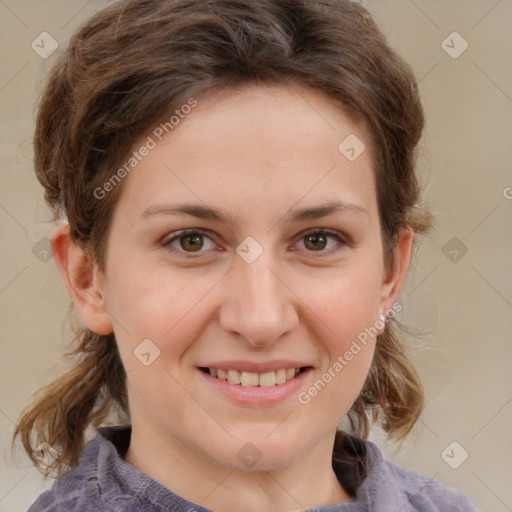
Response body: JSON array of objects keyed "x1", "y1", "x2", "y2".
[
  {"x1": 26, "y1": 433, "x2": 118, "y2": 512},
  {"x1": 26, "y1": 488, "x2": 86, "y2": 512},
  {"x1": 362, "y1": 440, "x2": 479, "y2": 511},
  {"x1": 25, "y1": 425, "x2": 188, "y2": 512},
  {"x1": 381, "y1": 456, "x2": 479, "y2": 511}
]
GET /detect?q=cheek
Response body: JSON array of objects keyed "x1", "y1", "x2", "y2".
[
  {"x1": 296, "y1": 263, "x2": 381, "y2": 408},
  {"x1": 304, "y1": 265, "x2": 382, "y2": 344},
  {"x1": 105, "y1": 266, "x2": 214, "y2": 423},
  {"x1": 299, "y1": 273, "x2": 379, "y2": 418},
  {"x1": 105, "y1": 262, "x2": 218, "y2": 358}
]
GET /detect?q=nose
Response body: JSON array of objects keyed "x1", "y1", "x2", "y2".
[{"x1": 218, "y1": 252, "x2": 299, "y2": 347}]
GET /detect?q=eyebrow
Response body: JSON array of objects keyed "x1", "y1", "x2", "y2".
[{"x1": 138, "y1": 200, "x2": 368, "y2": 225}]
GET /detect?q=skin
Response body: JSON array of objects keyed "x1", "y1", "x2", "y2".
[{"x1": 51, "y1": 83, "x2": 413, "y2": 512}]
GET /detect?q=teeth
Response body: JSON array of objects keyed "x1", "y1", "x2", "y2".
[
  {"x1": 240, "y1": 371, "x2": 259, "y2": 386},
  {"x1": 258, "y1": 371, "x2": 275, "y2": 387},
  {"x1": 227, "y1": 369, "x2": 241, "y2": 384},
  {"x1": 208, "y1": 367, "x2": 304, "y2": 386},
  {"x1": 275, "y1": 368, "x2": 287, "y2": 385}
]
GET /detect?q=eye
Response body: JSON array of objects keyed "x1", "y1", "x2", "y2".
[
  {"x1": 162, "y1": 229, "x2": 217, "y2": 255},
  {"x1": 161, "y1": 228, "x2": 348, "y2": 258},
  {"x1": 293, "y1": 229, "x2": 348, "y2": 256}
]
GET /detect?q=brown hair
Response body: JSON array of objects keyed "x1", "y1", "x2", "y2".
[{"x1": 13, "y1": 0, "x2": 433, "y2": 478}]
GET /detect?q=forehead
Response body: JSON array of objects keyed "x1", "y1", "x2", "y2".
[
  {"x1": 168, "y1": 83, "x2": 373, "y2": 155},
  {"x1": 113, "y1": 83, "x2": 378, "y2": 226}
]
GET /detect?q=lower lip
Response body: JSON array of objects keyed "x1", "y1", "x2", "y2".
[{"x1": 197, "y1": 368, "x2": 312, "y2": 406}]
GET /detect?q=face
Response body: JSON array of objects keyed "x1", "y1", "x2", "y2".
[{"x1": 97, "y1": 84, "x2": 398, "y2": 470}]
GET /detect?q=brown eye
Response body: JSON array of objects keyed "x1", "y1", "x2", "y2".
[
  {"x1": 162, "y1": 229, "x2": 216, "y2": 254},
  {"x1": 295, "y1": 229, "x2": 347, "y2": 256}
]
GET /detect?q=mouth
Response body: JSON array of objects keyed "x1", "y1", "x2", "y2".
[{"x1": 198, "y1": 366, "x2": 311, "y2": 387}]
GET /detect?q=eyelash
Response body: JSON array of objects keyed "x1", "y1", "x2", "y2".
[{"x1": 161, "y1": 228, "x2": 349, "y2": 258}]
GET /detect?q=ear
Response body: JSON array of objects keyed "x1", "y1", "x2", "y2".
[
  {"x1": 378, "y1": 228, "x2": 414, "y2": 317},
  {"x1": 50, "y1": 223, "x2": 113, "y2": 335}
]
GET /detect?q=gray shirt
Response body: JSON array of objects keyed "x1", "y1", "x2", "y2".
[{"x1": 27, "y1": 426, "x2": 478, "y2": 511}]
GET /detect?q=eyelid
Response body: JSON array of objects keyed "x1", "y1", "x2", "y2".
[{"x1": 161, "y1": 228, "x2": 215, "y2": 245}]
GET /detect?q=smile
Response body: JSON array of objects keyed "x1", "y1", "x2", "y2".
[
  {"x1": 197, "y1": 365, "x2": 313, "y2": 406},
  {"x1": 199, "y1": 367, "x2": 309, "y2": 387}
]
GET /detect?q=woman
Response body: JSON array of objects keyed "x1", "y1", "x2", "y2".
[{"x1": 14, "y1": 0, "x2": 478, "y2": 510}]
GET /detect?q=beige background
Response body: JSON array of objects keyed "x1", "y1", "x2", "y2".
[{"x1": 0, "y1": 1, "x2": 510, "y2": 511}]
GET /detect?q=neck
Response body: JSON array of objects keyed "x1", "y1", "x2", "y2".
[{"x1": 124, "y1": 423, "x2": 352, "y2": 512}]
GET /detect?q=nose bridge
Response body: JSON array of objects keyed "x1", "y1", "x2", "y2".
[{"x1": 219, "y1": 246, "x2": 298, "y2": 345}]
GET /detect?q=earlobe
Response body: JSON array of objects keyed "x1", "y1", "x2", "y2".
[
  {"x1": 379, "y1": 228, "x2": 414, "y2": 316},
  {"x1": 50, "y1": 223, "x2": 114, "y2": 335}
]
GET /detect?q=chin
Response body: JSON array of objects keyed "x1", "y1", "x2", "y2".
[{"x1": 210, "y1": 432, "x2": 305, "y2": 472}]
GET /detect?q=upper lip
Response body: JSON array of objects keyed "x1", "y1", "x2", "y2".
[{"x1": 198, "y1": 360, "x2": 313, "y2": 373}]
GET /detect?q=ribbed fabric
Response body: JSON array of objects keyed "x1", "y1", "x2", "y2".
[{"x1": 27, "y1": 426, "x2": 478, "y2": 511}]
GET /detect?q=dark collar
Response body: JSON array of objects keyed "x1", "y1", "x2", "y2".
[{"x1": 97, "y1": 425, "x2": 367, "y2": 499}]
